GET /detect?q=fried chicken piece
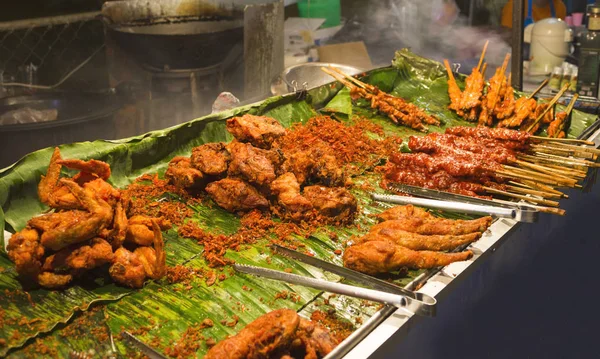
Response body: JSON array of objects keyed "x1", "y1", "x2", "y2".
[
  {"x1": 343, "y1": 240, "x2": 473, "y2": 275},
  {"x1": 271, "y1": 173, "x2": 313, "y2": 213},
  {"x1": 165, "y1": 156, "x2": 206, "y2": 190},
  {"x1": 44, "y1": 238, "x2": 114, "y2": 273},
  {"x1": 370, "y1": 216, "x2": 492, "y2": 236},
  {"x1": 303, "y1": 186, "x2": 357, "y2": 221},
  {"x1": 37, "y1": 272, "x2": 73, "y2": 289},
  {"x1": 359, "y1": 228, "x2": 481, "y2": 251},
  {"x1": 57, "y1": 158, "x2": 111, "y2": 181},
  {"x1": 7, "y1": 227, "x2": 45, "y2": 282},
  {"x1": 103, "y1": 197, "x2": 128, "y2": 247},
  {"x1": 190, "y1": 142, "x2": 230, "y2": 176},
  {"x1": 376, "y1": 205, "x2": 432, "y2": 222},
  {"x1": 226, "y1": 114, "x2": 286, "y2": 149},
  {"x1": 125, "y1": 215, "x2": 172, "y2": 246},
  {"x1": 29, "y1": 178, "x2": 114, "y2": 251},
  {"x1": 38, "y1": 148, "x2": 79, "y2": 210},
  {"x1": 293, "y1": 318, "x2": 339, "y2": 358},
  {"x1": 109, "y1": 220, "x2": 166, "y2": 288},
  {"x1": 205, "y1": 178, "x2": 269, "y2": 212},
  {"x1": 205, "y1": 309, "x2": 300, "y2": 359},
  {"x1": 227, "y1": 141, "x2": 278, "y2": 187},
  {"x1": 460, "y1": 66, "x2": 484, "y2": 110},
  {"x1": 281, "y1": 143, "x2": 346, "y2": 187},
  {"x1": 495, "y1": 75, "x2": 515, "y2": 120}
]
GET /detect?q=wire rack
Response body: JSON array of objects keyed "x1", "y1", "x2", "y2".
[{"x1": 0, "y1": 11, "x2": 107, "y2": 94}]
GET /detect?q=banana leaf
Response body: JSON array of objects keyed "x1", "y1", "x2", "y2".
[{"x1": 1, "y1": 49, "x2": 596, "y2": 358}]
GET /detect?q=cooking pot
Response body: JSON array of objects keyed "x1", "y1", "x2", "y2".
[{"x1": 0, "y1": 92, "x2": 121, "y2": 169}]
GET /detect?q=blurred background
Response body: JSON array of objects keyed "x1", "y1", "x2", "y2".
[{"x1": 0, "y1": 0, "x2": 597, "y2": 167}]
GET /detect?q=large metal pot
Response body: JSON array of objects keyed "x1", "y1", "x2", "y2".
[{"x1": 0, "y1": 92, "x2": 121, "y2": 168}]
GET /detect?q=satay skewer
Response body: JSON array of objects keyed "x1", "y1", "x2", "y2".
[
  {"x1": 514, "y1": 160, "x2": 585, "y2": 180},
  {"x1": 482, "y1": 186, "x2": 560, "y2": 206},
  {"x1": 537, "y1": 141, "x2": 600, "y2": 155},
  {"x1": 505, "y1": 185, "x2": 562, "y2": 199},
  {"x1": 477, "y1": 40, "x2": 489, "y2": 72},
  {"x1": 506, "y1": 166, "x2": 578, "y2": 186},
  {"x1": 531, "y1": 136, "x2": 594, "y2": 145},
  {"x1": 508, "y1": 180, "x2": 566, "y2": 198},
  {"x1": 526, "y1": 83, "x2": 569, "y2": 133},
  {"x1": 517, "y1": 180, "x2": 567, "y2": 197},
  {"x1": 528, "y1": 79, "x2": 549, "y2": 99},
  {"x1": 552, "y1": 93, "x2": 579, "y2": 138}
]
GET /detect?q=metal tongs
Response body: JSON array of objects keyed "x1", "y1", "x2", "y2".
[
  {"x1": 234, "y1": 244, "x2": 437, "y2": 317},
  {"x1": 376, "y1": 183, "x2": 540, "y2": 223}
]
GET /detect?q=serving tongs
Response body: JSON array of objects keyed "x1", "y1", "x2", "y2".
[
  {"x1": 376, "y1": 183, "x2": 540, "y2": 223},
  {"x1": 234, "y1": 244, "x2": 437, "y2": 317}
]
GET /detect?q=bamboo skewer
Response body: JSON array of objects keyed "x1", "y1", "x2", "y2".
[
  {"x1": 519, "y1": 152, "x2": 598, "y2": 168},
  {"x1": 506, "y1": 184, "x2": 562, "y2": 199},
  {"x1": 503, "y1": 165, "x2": 577, "y2": 185},
  {"x1": 519, "y1": 180, "x2": 567, "y2": 197},
  {"x1": 531, "y1": 136, "x2": 595, "y2": 146},
  {"x1": 508, "y1": 180, "x2": 567, "y2": 198},
  {"x1": 511, "y1": 157, "x2": 586, "y2": 177},
  {"x1": 482, "y1": 186, "x2": 560, "y2": 207},
  {"x1": 514, "y1": 160, "x2": 583, "y2": 181},
  {"x1": 528, "y1": 79, "x2": 549, "y2": 99},
  {"x1": 497, "y1": 169, "x2": 561, "y2": 186},
  {"x1": 477, "y1": 40, "x2": 489, "y2": 72},
  {"x1": 538, "y1": 141, "x2": 600, "y2": 155},
  {"x1": 530, "y1": 144, "x2": 596, "y2": 160},
  {"x1": 526, "y1": 83, "x2": 569, "y2": 133}
]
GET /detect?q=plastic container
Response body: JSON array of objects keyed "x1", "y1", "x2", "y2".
[
  {"x1": 297, "y1": 0, "x2": 341, "y2": 28},
  {"x1": 549, "y1": 66, "x2": 563, "y2": 90}
]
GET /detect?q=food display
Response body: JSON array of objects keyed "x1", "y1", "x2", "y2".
[{"x1": 0, "y1": 50, "x2": 598, "y2": 358}]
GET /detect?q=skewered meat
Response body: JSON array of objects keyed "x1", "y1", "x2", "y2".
[
  {"x1": 343, "y1": 240, "x2": 473, "y2": 275},
  {"x1": 547, "y1": 112, "x2": 568, "y2": 138},
  {"x1": 497, "y1": 97, "x2": 537, "y2": 129},
  {"x1": 270, "y1": 173, "x2": 313, "y2": 214},
  {"x1": 478, "y1": 55, "x2": 510, "y2": 126},
  {"x1": 370, "y1": 216, "x2": 492, "y2": 236},
  {"x1": 205, "y1": 178, "x2": 269, "y2": 212},
  {"x1": 443, "y1": 59, "x2": 465, "y2": 117},
  {"x1": 408, "y1": 134, "x2": 517, "y2": 164},
  {"x1": 226, "y1": 114, "x2": 286, "y2": 149},
  {"x1": 445, "y1": 126, "x2": 531, "y2": 144},
  {"x1": 165, "y1": 156, "x2": 206, "y2": 190},
  {"x1": 459, "y1": 65, "x2": 485, "y2": 111},
  {"x1": 495, "y1": 75, "x2": 515, "y2": 120},
  {"x1": 190, "y1": 142, "x2": 230, "y2": 176},
  {"x1": 227, "y1": 141, "x2": 278, "y2": 187},
  {"x1": 389, "y1": 152, "x2": 500, "y2": 179},
  {"x1": 376, "y1": 204, "x2": 432, "y2": 222},
  {"x1": 303, "y1": 186, "x2": 357, "y2": 222},
  {"x1": 358, "y1": 229, "x2": 481, "y2": 251}
]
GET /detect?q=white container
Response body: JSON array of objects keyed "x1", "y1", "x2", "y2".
[{"x1": 525, "y1": 18, "x2": 573, "y2": 75}]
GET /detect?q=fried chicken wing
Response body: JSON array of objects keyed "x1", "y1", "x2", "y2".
[
  {"x1": 165, "y1": 156, "x2": 206, "y2": 190},
  {"x1": 370, "y1": 216, "x2": 492, "y2": 236},
  {"x1": 205, "y1": 309, "x2": 300, "y2": 359},
  {"x1": 190, "y1": 142, "x2": 230, "y2": 176},
  {"x1": 227, "y1": 142, "x2": 278, "y2": 187},
  {"x1": 271, "y1": 173, "x2": 313, "y2": 213},
  {"x1": 30, "y1": 178, "x2": 114, "y2": 251},
  {"x1": 38, "y1": 148, "x2": 79, "y2": 209},
  {"x1": 206, "y1": 178, "x2": 269, "y2": 212},
  {"x1": 125, "y1": 215, "x2": 172, "y2": 246},
  {"x1": 44, "y1": 238, "x2": 114, "y2": 273},
  {"x1": 343, "y1": 240, "x2": 473, "y2": 275},
  {"x1": 376, "y1": 205, "x2": 432, "y2": 222},
  {"x1": 303, "y1": 186, "x2": 357, "y2": 222},
  {"x1": 359, "y1": 228, "x2": 481, "y2": 251},
  {"x1": 226, "y1": 114, "x2": 286, "y2": 149},
  {"x1": 109, "y1": 220, "x2": 166, "y2": 288},
  {"x1": 57, "y1": 158, "x2": 111, "y2": 181}
]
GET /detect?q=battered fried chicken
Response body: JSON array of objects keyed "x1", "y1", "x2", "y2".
[
  {"x1": 125, "y1": 215, "x2": 172, "y2": 246},
  {"x1": 303, "y1": 186, "x2": 357, "y2": 222},
  {"x1": 548, "y1": 111, "x2": 568, "y2": 138},
  {"x1": 226, "y1": 114, "x2": 286, "y2": 149},
  {"x1": 227, "y1": 141, "x2": 278, "y2": 187},
  {"x1": 29, "y1": 178, "x2": 113, "y2": 251},
  {"x1": 376, "y1": 205, "x2": 432, "y2": 222},
  {"x1": 370, "y1": 216, "x2": 492, "y2": 236},
  {"x1": 37, "y1": 272, "x2": 73, "y2": 289},
  {"x1": 205, "y1": 309, "x2": 300, "y2": 359},
  {"x1": 109, "y1": 220, "x2": 166, "y2": 288},
  {"x1": 165, "y1": 156, "x2": 206, "y2": 190},
  {"x1": 280, "y1": 141, "x2": 346, "y2": 187},
  {"x1": 358, "y1": 229, "x2": 481, "y2": 251},
  {"x1": 293, "y1": 318, "x2": 339, "y2": 359},
  {"x1": 190, "y1": 142, "x2": 230, "y2": 176},
  {"x1": 7, "y1": 227, "x2": 45, "y2": 282},
  {"x1": 270, "y1": 173, "x2": 313, "y2": 213},
  {"x1": 205, "y1": 178, "x2": 269, "y2": 212},
  {"x1": 497, "y1": 97, "x2": 537, "y2": 128},
  {"x1": 343, "y1": 240, "x2": 473, "y2": 275},
  {"x1": 43, "y1": 238, "x2": 114, "y2": 272}
]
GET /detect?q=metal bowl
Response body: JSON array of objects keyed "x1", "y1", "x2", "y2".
[{"x1": 271, "y1": 62, "x2": 365, "y2": 96}]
